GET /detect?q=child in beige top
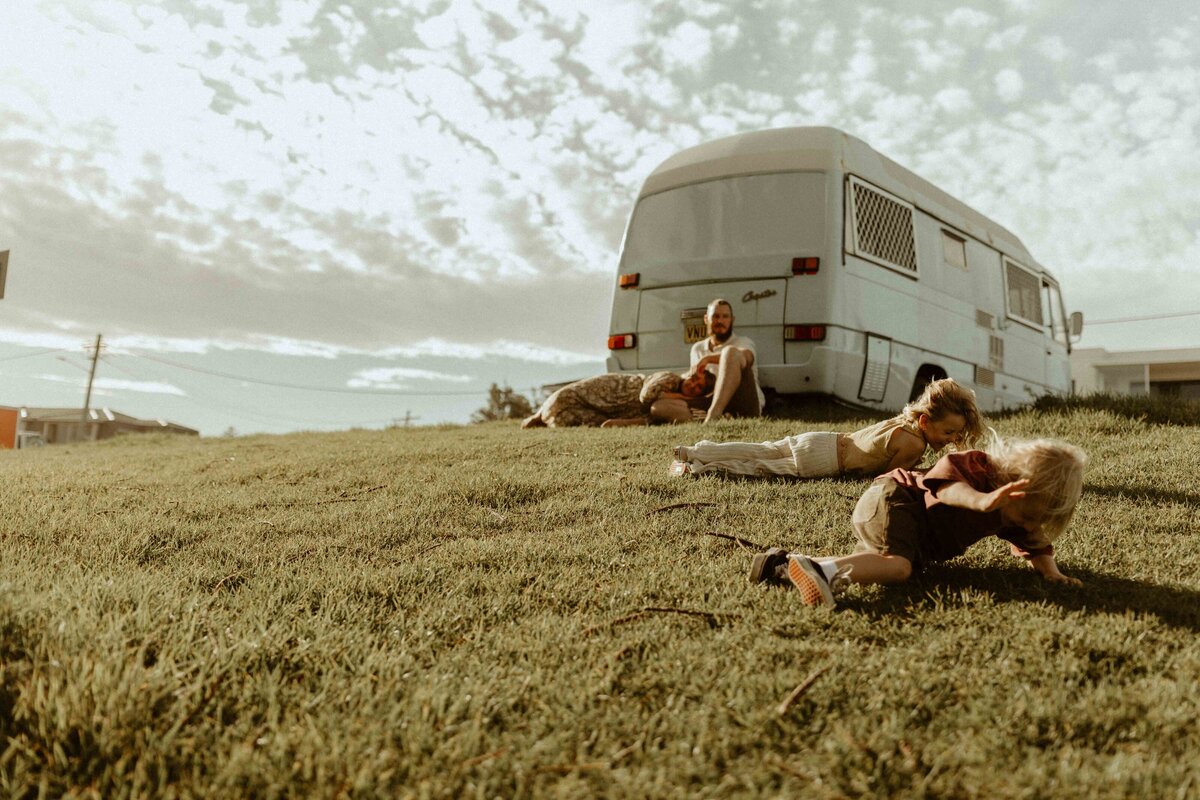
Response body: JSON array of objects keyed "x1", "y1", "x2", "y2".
[{"x1": 671, "y1": 378, "x2": 984, "y2": 478}]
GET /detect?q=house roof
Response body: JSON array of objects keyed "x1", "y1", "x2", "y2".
[
  {"x1": 1, "y1": 406, "x2": 198, "y2": 435},
  {"x1": 1071, "y1": 346, "x2": 1200, "y2": 368}
]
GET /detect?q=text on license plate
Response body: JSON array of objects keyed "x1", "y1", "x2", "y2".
[{"x1": 681, "y1": 309, "x2": 707, "y2": 344}]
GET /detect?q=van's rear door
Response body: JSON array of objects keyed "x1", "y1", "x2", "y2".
[
  {"x1": 635, "y1": 282, "x2": 787, "y2": 369},
  {"x1": 618, "y1": 172, "x2": 827, "y2": 371}
]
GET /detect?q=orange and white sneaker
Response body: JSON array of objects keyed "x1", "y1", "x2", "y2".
[{"x1": 786, "y1": 555, "x2": 851, "y2": 608}]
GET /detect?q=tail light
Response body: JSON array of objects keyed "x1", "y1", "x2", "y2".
[
  {"x1": 791, "y1": 257, "x2": 819, "y2": 275},
  {"x1": 618, "y1": 272, "x2": 640, "y2": 288},
  {"x1": 784, "y1": 325, "x2": 826, "y2": 342},
  {"x1": 607, "y1": 334, "x2": 636, "y2": 350}
]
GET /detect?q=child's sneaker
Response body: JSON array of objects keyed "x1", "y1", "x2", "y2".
[
  {"x1": 669, "y1": 459, "x2": 692, "y2": 477},
  {"x1": 748, "y1": 547, "x2": 790, "y2": 586},
  {"x1": 786, "y1": 555, "x2": 851, "y2": 608}
]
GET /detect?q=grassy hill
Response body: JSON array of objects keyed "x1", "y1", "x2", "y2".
[{"x1": 2, "y1": 397, "x2": 1198, "y2": 798}]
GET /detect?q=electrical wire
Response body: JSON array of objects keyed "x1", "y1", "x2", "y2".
[
  {"x1": 0, "y1": 346, "x2": 73, "y2": 362},
  {"x1": 126, "y1": 352, "x2": 489, "y2": 396}
]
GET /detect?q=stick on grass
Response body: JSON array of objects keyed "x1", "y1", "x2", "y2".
[{"x1": 776, "y1": 665, "x2": 830, "y2": 716}]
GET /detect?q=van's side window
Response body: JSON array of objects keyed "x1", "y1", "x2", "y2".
[
  {"x1": 941, "y1": 230, "x2": 967, "y2": 269},
  {"x1": 1004, "y1": 259, "x2": 1044, "y2": 327}
]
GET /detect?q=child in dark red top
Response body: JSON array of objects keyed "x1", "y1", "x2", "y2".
[{"x1": 749, "y1": 438, "x2": 1088, "y2": 608}]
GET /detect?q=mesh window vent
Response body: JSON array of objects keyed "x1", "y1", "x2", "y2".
[
  {"x1": 975, "y1": 366, "x2": 996, "y2": 388},
  {"x1": 850, "y1": 177, "x2": 917, "y2": 274},
  {"x1": 975, "y1": 309, "x2": 995, "y2": 329}
]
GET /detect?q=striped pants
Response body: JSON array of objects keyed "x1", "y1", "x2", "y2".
[{"x1": 683, "y1": 431, "x2": 841, "y2": 478}]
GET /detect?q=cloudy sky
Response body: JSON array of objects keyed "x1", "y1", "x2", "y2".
[{"x1": 1, "y1": 0, "x2": 1198, "y2": 436}]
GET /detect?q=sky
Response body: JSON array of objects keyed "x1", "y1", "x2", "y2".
[{"x1": 1, "y1": 0, "x2": 1198, "y2": 436}]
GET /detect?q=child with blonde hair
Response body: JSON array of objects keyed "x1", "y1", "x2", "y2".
[
  {"x1": 749, "y1": 437, "x2": 1088, "y2": 608},
  {"x1": 672, "y1": 378, "x2": 984, "y2": 478}
]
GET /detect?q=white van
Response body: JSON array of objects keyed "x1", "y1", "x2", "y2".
[{"x1": 605, "y1": 127, "x2": 1082, "y2": 412}]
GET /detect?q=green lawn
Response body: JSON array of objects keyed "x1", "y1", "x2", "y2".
[{"x1": 2, "y1": 397, "x2": 1198, "y2": 798}]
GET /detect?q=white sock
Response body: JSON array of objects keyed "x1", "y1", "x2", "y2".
[{"x1": 815, "y1": 558, "x2": 840, "y2": 582}]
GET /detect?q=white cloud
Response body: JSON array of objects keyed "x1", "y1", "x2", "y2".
[
  {"x1": 946, "y1": 8, "x2": 993, "y2": 28},
  {"x1": 985, "y1": 25, "x2": 1027, "y2": 52},
  {"x1": 933, "y1": 87, "x2": 973, "y2": 114},
  {"x1": 347, "y1": 367, "x2": 472, "y2": 388},
  {"x1": 381, "y1": 338, "x2": 599, "y2": 365},
  {"x1": 995, "y1": 68, "x2": 1024, "y2": 102},
  {"x1": 93, "y1": 378, "x2": 188, "y2": 396},
  {"x1": 658, "y1": 21, "x2": 714, "y2": 71},
  {"x1": 1038, "y1": 35, "x2": 1070, "y2": 62}
]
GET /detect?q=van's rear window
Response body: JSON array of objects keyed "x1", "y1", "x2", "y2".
[{"x1": 622, "y1": 172, "x2": 827, "y2": 266}]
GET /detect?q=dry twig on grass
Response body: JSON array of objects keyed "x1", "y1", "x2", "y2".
[
  {"x1": 460, "y1": 748, "x2": 508, "y2": 768},
  {"x1": 533, "y1": 762, "x2": 609, "y2": 774},
  {"x1": 583, "y1": 606, "x2": 741, "y2": 636},
  {"x1": 776, "y1": 665, "x2": 830, "y2": 716},
  {"x1": 314, "y1": 484, "x2": 387, "y2": 505},
  {"x1": 416, "y1": 540, "x2": 449, "y2": 556},
  {"x1": 211, "y1": 573, "x2": 244, "y2": 593},
  {"x1": 703, "y1": 530, "x2": 764, "y2": 550},
  {"x1": 647, "y1": 501, "x2": 718, "y2": 515}
]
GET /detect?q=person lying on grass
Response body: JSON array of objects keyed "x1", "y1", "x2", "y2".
[
  {"x1": 521, "y1": 370, "x2": 713, "y2": 428},
  {"x1": 748, "y1": 437, "x2": 1087, "y2": 608},
  {"x1": 670, "y1": 377, "x2": 984, "y2": 478}
]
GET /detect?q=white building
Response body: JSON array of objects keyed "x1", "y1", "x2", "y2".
[{"x1": 1070, "y1": 347, "x2": 1200, "y2": 399}]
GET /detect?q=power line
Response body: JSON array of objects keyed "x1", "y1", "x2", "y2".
[
  {"x1": 126, "y1": 352, "x2": 488, "y2": 396},
  {"x1": 0, "y1": 346, "x2": 73, "y2": 362},
  {"x1": 1086, "y1": 309, "x2": 1200, "y2": 326}
]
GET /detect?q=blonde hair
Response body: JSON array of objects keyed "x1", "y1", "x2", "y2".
[
  {"x1": 986, "y1": 437, "x2": 1087, "y2": 541},
  {"x1": 903, "y1": 378, "x2": 985, "y2": 448}
]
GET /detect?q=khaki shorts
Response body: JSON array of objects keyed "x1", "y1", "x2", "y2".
[{"x1": 851, "y1": 478, "x2": 926, "y2": 567}]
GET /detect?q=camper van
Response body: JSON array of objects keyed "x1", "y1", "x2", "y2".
[{"x1": 605, "y1": 127, "x2": 1082, "y2": 412}]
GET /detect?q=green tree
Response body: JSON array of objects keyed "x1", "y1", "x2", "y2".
[{"x1": 472, "y1": 383, "x2": 535, "y2": 423}]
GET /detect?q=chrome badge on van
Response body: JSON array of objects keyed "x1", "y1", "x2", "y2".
[{"x1": 681, "y1": 308, "x2": 707, "y2": 343}]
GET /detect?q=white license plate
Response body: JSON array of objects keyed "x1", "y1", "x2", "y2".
[{"x1": 681, "y1": 309, "x2": 707, "y2": 343}]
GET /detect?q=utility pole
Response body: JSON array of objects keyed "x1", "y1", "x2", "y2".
[{"x1": 82, "y1": 333, "x2": 102, "y2": 424}]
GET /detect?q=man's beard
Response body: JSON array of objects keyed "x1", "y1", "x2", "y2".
[{"x1": 712, "y1": 327, "x2": 733, "y2": 343}]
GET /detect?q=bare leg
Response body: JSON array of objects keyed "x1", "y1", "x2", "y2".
[
  {"x1": 600, "y1": 417, "x2": 649, "y2": 428},
  {"x1": 705, "y1": 348, "x2": 747, "y2": 422},
  {"x1": 826, "y1": 553, "x2": 912, "y2": 584}
]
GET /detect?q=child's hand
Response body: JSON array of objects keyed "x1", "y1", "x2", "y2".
[{"x1": 978, "y1": 479, "x2": 1029, "y2": 512}]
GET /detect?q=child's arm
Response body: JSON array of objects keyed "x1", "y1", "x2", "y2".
[
  {"x1": 883, "y1": 429, "x2": 927, "y2": 472},
  {"x1": 934, "y1": 478, "x2": 1029, "y2": 512},
  {"x1": 1025, "y1": 553, "x2": 1082, "y2": 586}
]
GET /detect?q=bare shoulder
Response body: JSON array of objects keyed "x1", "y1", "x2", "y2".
[{"x1": 888, "y1": 426, "x2": 926, "y2": 457}]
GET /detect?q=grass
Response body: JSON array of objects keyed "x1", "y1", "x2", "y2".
[{"x1": 1, "y1": 396, "x2": 1198, "y2": 798}]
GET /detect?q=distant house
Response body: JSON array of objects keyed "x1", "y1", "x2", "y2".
[
  {"x1": 1070, "y1": 347, "x2": 1200, "y2": 399},
  {"x1": 0, "y1": 406, "x2": 199, "y2": 448}
]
